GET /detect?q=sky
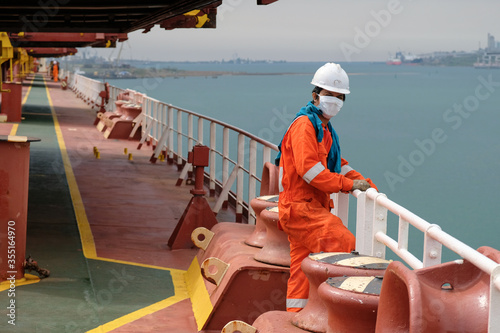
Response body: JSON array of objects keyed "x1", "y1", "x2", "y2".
[{"x1": 87, "y1": 0, "x2": 499, "y2": 62}]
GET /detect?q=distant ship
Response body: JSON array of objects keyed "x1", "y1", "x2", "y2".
[
  {"x1": 386, "y1": 56, "x2": 402, "y2": 65},
  {"x1": 386, "y1": 51, "x2": 423, "y2": 65}
]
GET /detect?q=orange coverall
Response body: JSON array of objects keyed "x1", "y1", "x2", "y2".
[
  {"x1": 278, "y1": 115, "x2": 376, "y2": 312},
  {"x1": 53, "y1": 64, "x2": 59, "y2": 82}
]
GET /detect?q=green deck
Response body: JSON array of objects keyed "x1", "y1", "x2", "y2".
[{"x1": 0, "y1": 76, "x2": 177, "y2": 332}]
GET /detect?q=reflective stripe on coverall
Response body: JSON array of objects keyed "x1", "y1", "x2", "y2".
[{"x1": 278, "y1": 116, "x2": 377, "y2": 312}]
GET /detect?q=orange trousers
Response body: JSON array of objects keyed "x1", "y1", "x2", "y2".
[{"x1": 279, "y1": 200, "x2": 355, "y2": 312}]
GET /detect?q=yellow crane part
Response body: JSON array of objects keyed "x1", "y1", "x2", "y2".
[
  {"x1": 0, "y1": 31, "x2": 14, "y2": 92},
  {"x1": 184, "y1": 9, "x2": 210, "y2": 28}
]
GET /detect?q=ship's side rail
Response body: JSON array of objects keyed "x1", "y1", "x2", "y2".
[
  {"x1": 104, "y1": 84, "x2": 126, "y2": 113},
  {"x1": 348, "y1": 188, "x2": 500, "y2": 330},
  {"x1": 66, "y1": 74, "x2": 277, "y2": 224},
  {"x1": 67, "y1": 72, "x2": 105, "y2": 109},
  {"x1": 69, "y1": 73, "x2": 499, "y2": 331},
  {"x1": 136, "y1": 94, "x2": 279, "y2": 223}
]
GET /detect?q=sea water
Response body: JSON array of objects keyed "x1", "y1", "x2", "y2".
[{"x1": 107, "y1": 62, "x2": 500, "y2": 262}]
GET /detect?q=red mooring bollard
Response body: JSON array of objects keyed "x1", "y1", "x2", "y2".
[
  {"x1": 167, "y1": 144, "x2": 218, "y2": 249},
  {"x1": 0, "y1": 135, "x2": 40, "y2": 282}
]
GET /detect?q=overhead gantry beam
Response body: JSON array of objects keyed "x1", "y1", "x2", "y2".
[
  {"x1": 8, "y1": 32, "x2": 128, "y2": 48},
  {"x1": 0, "y1": 0, "x2": 278, "y2": 34},
  {"x1": 25, "y1": 47, "x2": 78, "y2": 58},
  {"x1": 0, "y1": 1, "x2": 222, "y2": 33}
]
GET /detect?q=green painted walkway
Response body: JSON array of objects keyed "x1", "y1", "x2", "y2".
[{"x1": 0, "y1": 76, "x2": 176, "y2": 332}]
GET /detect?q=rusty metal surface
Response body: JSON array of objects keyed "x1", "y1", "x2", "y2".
[
  {"x1": 293, "y1": 254, "x2": 388, "y2": 333},
  {"x1": 375, "y1": 246, "x2": 500, "y2": 333},
  {"x1": 196, "y1": 222, "x2": 256, "y2": 265},
  {"x1": 102, "y1": 118, "x2": 138, "y2": 140},
  {"x1": 119, "y1": 104, "x2": 142, "y2": 121},
  {"x1": 259, "y1": 162, "x2": 279, "y2": 196},
  {"x1": 253, "y1": 208, "x2": 290, "y2": 267},
  {"x1": 168, "y1": 195, "x2": 218, "y2": 249},
  {"x1": 203, "y1": 253, "x2": 289, "y2": 330},
  {"x1": 244, "y1": 197, "x2": 278, "y2": 248},
  {"x1": 192, "y1": 221, "x2": 290, "y2": 330},
  {"x1": 195, "y1": 223, "x2": 261, "y2": 311},
  {"x1": 251, "y1": 311, "x2": 306, "y2": 333},
  {"x1": 318, "y1": 277, "x2": 380, "y2": 333}
]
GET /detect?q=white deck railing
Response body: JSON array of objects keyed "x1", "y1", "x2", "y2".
[
  {"x1": 134, "y1": 94, "x2": 278, "y2": 223},
  {"x1": 70, "y1": 73, "x2": 500, "y2": 331},
  {"x1": 345, "y1": 188, "x2": 500, "y2": 331}
]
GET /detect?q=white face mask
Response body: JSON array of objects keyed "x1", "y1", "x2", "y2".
[{"x1": 318, "y1": 95, "x2": 343, "y2": 119}]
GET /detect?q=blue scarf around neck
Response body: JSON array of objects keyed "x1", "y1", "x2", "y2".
[{"x1": 275, "y1": 102, "x2": 341, "y2": 174}]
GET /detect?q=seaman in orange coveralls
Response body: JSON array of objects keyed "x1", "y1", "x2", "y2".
[{"x1": 275, "y1": 62, "x2": 377, "y2": 312}]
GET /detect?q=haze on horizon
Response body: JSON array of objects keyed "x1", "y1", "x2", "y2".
[{"x1": 88, "y1": 0, "x2": 499, "y2": 63}]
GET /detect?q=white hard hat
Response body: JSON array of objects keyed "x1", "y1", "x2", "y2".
[{"x1": 311, "y1": 62, "x2": 350, "y2": 94}]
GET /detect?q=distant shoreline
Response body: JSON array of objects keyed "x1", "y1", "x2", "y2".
[{"x1": 83, "y1": 70, "x2": 308, "y2": 80}]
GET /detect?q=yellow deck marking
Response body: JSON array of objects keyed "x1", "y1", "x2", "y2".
[
  {"x1": 44, "y1": 78, "x2": 194, "y2": 332},
  {"x1": 0, "y1": 274, "x2": 40, "y2": 292},
  {"x1": 186, "y1": 257, "x2": 213, "y2": 331},
  {"x1": 45, "y1": 78, "x2": 98, "y2": 259},
  {"x1": 22, "y1": 78, "x2": 34, "y2": 105},
  {"x1": 86, "y1": 270, "x2": 189, "y2": 333},
  {"x1": 93, "y1": 256, "x2": 186, "y2": 274},
  {"x1": 8, "y1": 124, "x2": 18, "y2": 136}
]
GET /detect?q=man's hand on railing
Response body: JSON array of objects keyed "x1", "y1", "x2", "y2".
[{"x1": 352, "y1": 179, "x2": 371, "y2": 192}]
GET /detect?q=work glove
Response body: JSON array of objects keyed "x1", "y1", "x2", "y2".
[{"x1": 352, "y1": 179, "x2": 371, "y2": 191}]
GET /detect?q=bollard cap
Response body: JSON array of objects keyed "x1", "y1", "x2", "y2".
[
  {"x1": 0, "y1": 135, "x2": 41, "y2": 143},
  {"x1": 191, "y1": 145, "x2": 210, "y2": 167}
]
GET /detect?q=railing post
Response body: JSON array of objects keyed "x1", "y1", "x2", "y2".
[
  {"x1": 187, "y1": 114, "x2": 194, "y2": 151},
  {"x1": 490, "y1": 265, "x2": 500, "y2": 331},
  {"x1": 137, "y1": 102, "x2": 154, "y2": 149},
  {"x1": 209, "y1": 122, "x2": 216, "y2": 197},
  {"x1": 335, "y1": 192, "x2": 349, "y2": 228},
  {"x1": 248, "y1": 139, "x2": 257, "y2": 225},
  {"x1": 372, "y1": 191, "x2": 388, "y2": 259},
  {"x1": 423, "y1": 224, "x2": 443, "y2": 267},
  {"x1": 263, "y1": 146, "x2": 271, "y2": 165},
  {"x1": 150, "y1": 100, "x2": 156, "y2": 141},
  {"x1": 177, "y1": 109, "x2": 183, "y2": 168},
  {"x1": 197, "y1": 118, "x2": 203, "y2": 144},
  {"x1": 355, "y1": 191, "x2": 374, "y2": 255},
  {"x1": 397, "y1": 216, "x2": 410, "y2": 253},
  {"x1": 262, "y1": 146, "x2": 272, "y2": 197},
  {"x1": 167, "y1": 106, "x2": 174, "y2": 161},
  {"x1": 236, "y1": 134, "x2": 245, "y2": 221},
  {"x1": 188, "y1": 114, "x2": 194, "y2": 176},
  {"x1": 222, "y1": 127, "x2": 229, "y2": 207}
]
